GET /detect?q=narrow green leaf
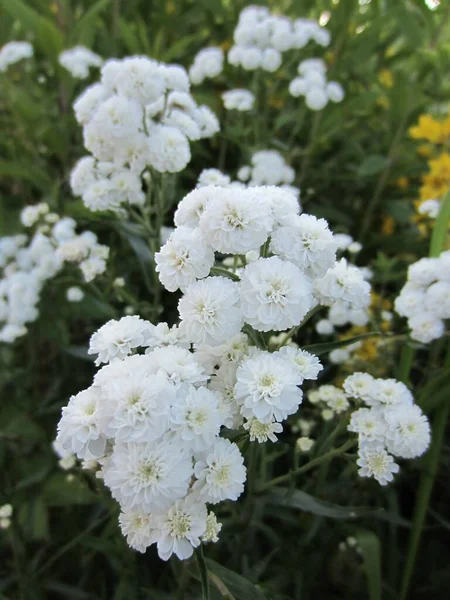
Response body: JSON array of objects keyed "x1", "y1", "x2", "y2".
[
  {"x1": 42, "y1": 474, "x2": 97, "y2": 506},
  {"x1": 204, "y1": 559, "x2": 266, "y2": 600},
  {"x1": 267, "y1": 488, "x2": 409, "y2": 526},
  {"x1": 73, "y1": 0, "x2": 112, "y2": 45},
  {"x1": 357, "y1": 155, "x2": 390, "y2": 177},
  {"x1": 118, "y1": 221, "x2": 154, "y2": 293},
  {"x1": 303, "y1": 332, "x2": 382, "y2": 355},
  {"x1": 0, "y1": 161, "x2": 53, "y2": 193},
  {"x1": 429, "y1": 189, "x2": 450, "y2": 258},
  {"x1": 355, "y1": 530, "x2": 381, "y2": 600}
]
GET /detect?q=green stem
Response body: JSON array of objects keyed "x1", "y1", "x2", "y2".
[
  {"x1": 397, "y1": 344, "x2": 415, "y2": 384},
  {"x1": 299, "y1": 111, "x2": 323, "y2": 187},
  {"x1": 210, "y1": 266, "x2": 240, "y2": 281},
  {"x1": 196, "y1": 546, "x2": 210, "y2": 600},
  {"x1": 258, "y1": 439, "x2": 354, "y2": 493}
]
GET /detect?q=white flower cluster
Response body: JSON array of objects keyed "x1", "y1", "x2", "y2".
[
  {"x1": 228, "y1": 6, "x2": 330, "y2": 72},
  {"x1": 289, "y1": 59, "x2": 344, "y2": 111},
  {"x1": 0, "y1": 41, "x2": 33, "y2": 72},
  {"x1": 71, "y1": 56, "x2": 219, "y2": 213},
  {"x1": 189, "y1": 47, "x2": 224, "y2": 84},
  {"x1": 0, "y1": 203, "x2": 109, "y2": 343},
  {"x1": 394, "y1": 251, "x2": 450, "y2": 343},
  {"x1": 344, "y1": 373, "x2": 430, "y2": 485},
  {"x1": 237, "y1": 150, "x2": 300, "y2": 199},
  {"x1": 417, "y1": 199, "x2": 440, "y2": 219},
  {"x1": 308, "y1": 384, "x2": 350, "y2": 420},
  {"x1": 59, "y1": 46, "x2": 103, "y2": 79},
  {"x1": 222, "y1": 89, "x2": 255, "y2": 112}
]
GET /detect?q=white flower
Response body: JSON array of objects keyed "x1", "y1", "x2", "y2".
[
  {"x1": 235, "y1": 351, "x2": 302, "y2": 423},
  {"x1": 409, "y1": 312, "x2": 445, "y2": 343},
  {"x1": 199, "y1": 188, "x2": 273, "y2": 254},
  {"x1": 270, "y1": 214, "x2": 337, "y2": 278},
  {"x1": 254, "y1": 186, "x2": 300, "y2": 226},
  {"x1": 73, "y1": 83, "x2": 110, "y2": 125},
  {"x1": 189, "y1": 47, "x2": 224, "y2": 84},
  {"x1": 193, "y1": 438, "x2": 246, "y2": 503},
  {"x1": 88, "y1": 316, "x2": 152, "y2": 365},
  {"x1": 348, "y1": 408, "x2": 386, "y2": 444},
  {"x1": 261, "y1": 48, "x2": 282, "y2": 72},
  {"x1": 407, "y1": 258, "x2": 439, "y2": 286},
  {"x1": 103, "y1": 438, "x2": 193, "y2": 512},
  {"x1": 296, "y1": 437, "x2": 314, "y2": 452},
  {"x1": 169, "y1": 386, "x2": 223, "y2": 451},
  {"x1": 178, "y1": 276, "x2": 243, "y2": 345},
  {"x1": 56, "y1": 387, "x2": 106, "y2": 461},
  {"x1": 357, "y1": 446, "x2": 399, "y2": 486},
  {"x1": 145, "y1": 346, "x2": 208, "y2": 387},
  {"x1": 343, "y1": 372, "x2": 376, "y2": 403},
  {"x1": 119, "y1": 510, "x2": 154, "y2": 553},
  {"x1": 197, "y1": 168, "x2": 231, "y2": 188},
  {"x1": 66, "y1": 286, "x2": 84, "y2": 302},
  {"x1": 240, "y1": 257, "x2": 313, "y2": 332},
  {"x1": 369, "y1": 378, "x2": 414, "y2": 408},
  {"x1": 314, "y1": 259, "x2": 371, "y2": 310},
  {"x1": 147, "y1": 124, "x2": 191, "y2": 173},
  {"x1": 155, "y1": 226, "x2": 214, "y2": 292},
  {"x1": 0, "y1": 504, "x2": 13, "y2": 519},
  {"x1": 275, "y1": 346, "x2": 323, "y2": 382},
  {"x1": 243, "y1": 418, "x2": 283, "y2": 442},
  {"x1": 59, "y1": 46, "x2": 103, "y2": 79},
  {"x1": 326, "y1": 81, "x2": 344, "y2": 103},
  {"x1": 425, "y1": 281, "x2": 450, "y2": 319},
  {"x1": 174, "y1": 186, "x2": 217, "y2": 228},
  {"x1": 394, "y1": 288, "x2": 426, "y2": 318},
  {"x1": 151, "y1": 495, "x2": 207, "y2": 560},
  {"x1": 418, "y1": 199, "x2": 440, "y2": 219},
  {"x1": 100, "y1": 370, "x2": 173, "y2": 442},
  {"x1": 305, "y1": 88, "x2": 328, "y2": 111},
  {"x1": 0, "y1": 41, "x2": 33, "y2": 72},
  {"x1": 316, "y1": 319, "x2": 334, "y2": 335},
  {"x1": 115, "y1": 57, "x2": 166, "y2": 105},
  {"x1": 222, "y1": 89, "x2": 255, "y2": 111},
  {"x1": 208, "y1": 364, "x2": 244, "y2": 429},
  {"x1": 384, "y1": 405, "x2": 430, "y2": 458},
  {"x1": 201, "y1": 512, "x2": 222, "y2": 543},
  {"x1": 144, "y1": 322, "x2": 190, "y2": 350}
]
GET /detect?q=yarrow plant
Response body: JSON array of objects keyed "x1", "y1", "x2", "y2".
[
  {"x1": 0, "y1": 40, "x2": 33, "y2": 72},
  {"x1": 59, "y1": 46, "x2": 103, "y2": 79},
  {"x1": 0, "y1": 203, "x2": 109, "y2": 343},
  {"x1": 289, "y1": 58, "x2": 345, "y2": 111},
  {"x1": 56, "y1": 183, "x2": 380, "y2": 560}
]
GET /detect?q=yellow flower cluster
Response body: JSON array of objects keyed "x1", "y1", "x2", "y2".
[
  {"x1": 419, "y1": 152, "x2": 450, "y2": 200},
  {"x1": 409, "y1": 114, "x2": 450, "y2": 145}
]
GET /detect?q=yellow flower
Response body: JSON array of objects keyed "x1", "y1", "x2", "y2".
[
  {"x1": 417, "y1": 144, "x2": 433, "y2": 158},
  {"x1": 409, "y1": 114, "x2": 450, "y2": 144},
  {"x1": 378, "y1": 70, "x2": 393, "y2": 88},
  {"x1": 381, "y1": 216, "x2": 395, "y2": 235},
  {"x1": 396, "y1": 176, "x2": 409, "y2": 190},
  {"x1": 376, "y1": 96, "x2": 390, "y2": 109},
  {"x1": 419, "y1": 152, "x2": 450, "y2": 200}
]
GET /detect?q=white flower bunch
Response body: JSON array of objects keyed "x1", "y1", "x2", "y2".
[
  {"x1": 343, "y1": 373, "x2": 431, "y2": 485},
  {"x1": 417, "y1": 199, "x2": 440, "y2": 219},
  {"x1": 228, "y1": 6, "x2": 330, "y2": 72},
  {"x1": 189, "y1": 47, "x2": 224, "y2": 84},
  {"x1": 237, "y1": 150, "x2": 300, "y2": 199},
  {"x1": 222, "y1": 89, "x2": 255, "y2": 111},
  {"x1": 289, "y1": 59, "x2": 344, "y2": 111},
  {"x1": 70, "y1": 56, "x2": 220, "y2": 213},
  {"x1": 395, "y1": 250, "x2": 450, "y2": 343},
  {"x1": 59, "y1": 46, "x2": 103, "y2": 79},
  {"x1": 0, "y1": 203, "x2": 109, "y2": 343},
  {"x1": 0, "y1": 41, "x2": 33, "y2": 72}
]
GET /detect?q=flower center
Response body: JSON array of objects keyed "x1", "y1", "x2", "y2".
[
  {"x1": 138, "y1": 459, "x2": 161, "y2": 484},
  {"x1": 367, "y1": 454, "x2": 388, "y2": 474},
  {"x1": 169, "y1": 512, "x2": 191, "y2": 538}
]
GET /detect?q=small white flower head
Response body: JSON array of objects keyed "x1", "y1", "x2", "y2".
[
  {"x1": 384, "y1": 404, "x2": 430, "y2": 459},
  {"x1": 178, "y1": 276, "x2": 243, "y2": 345},
  {"x1": 222, "y1": 89, "x2": 255, "y2": 111},
  {"x1": 56, "y1": 387, "x2": 106, "y2": 461},
  {"x1": 270, "y1": 214, "x2": 337, "y2": 278},
  {"x1": 372, "y1": 378, "x2": 414, "y2": 408},
  {"x1": 240, "y1": 257, "x2": 313, "y2": 332},
  {"x1": 316, "y1": 319, "x2": 334, "y2": 335},
  {"x1": 199, "y1": 188, "x2": 273, "y2": 254},
  {"x1": 0, "y1": 504, "x2": 13, "y2": 519},
  {"x1": 208, "y1": 364, "x2": 244, "y2": 430},
  {"x1": 59, "y1": 46, "x2": 103, "y2": 79},
  {"x1": 394, "y1": 287, "x2": 426, "y2": 318},
  {"x1": 407, "y1": 258, "x2": 439, "y2": 287},
  {"x1": 155, "y1": 226, "x2": 214, "y2": 292},
  {"x1": 275, "y1": 346, "x2": 323, "y2": 382},
  {"x1": 314, "y1": 259, "x2": 371, "y2": 310},
  {"x1": 296, "y1": 437, "x2": 314, "y2": 452},
  {"x1": 152, "y1": 495, "x2": 207, "y2": 560},
  {"x1": 103, "y1": 438, "x2": 193, "y2": 513},
  {"x1": 194, "y1": 438, "x2": 246, "y2": 503},
  {"x1": 145, "y1": 346, "x2": 208, "y2": 388},
  {"x1": 66, "y1": 286, "x2": 84, "y2": 302},
  {"x1": 147, "y1": 124, "x2": 191, "y2": 173},
  {"x1": 343, "y1": 372, "x2": 377, "y2": 403},
  {"x1": 408, "y1": 312, "x2": 445, "y2": 344},
  {"x1": 88, "y1": 316, "x2": 152, "y2": 365},
  {"x1": 243, "y1": 418, "x2": 283, "y2": 443},
  {"x1": 174, "y1": 186, "x2": 217, "y2": 229},
  {"x1": 169, "y1": 386, "x2": 223, "y2": 451},
  {"x1": 235, "y1": 351, "x2": 302, "y2": 423},
  {"x1": 119, "y1": 510, "x2": 154, "y2": 553},
  {"x1": 100, "y1": 370, "x2": 173, "y2": 443},
  {"x1": 197, "y1": 168, "x2": 231, "y2": 188},
  {"x1": 326, "y1": 81, "x2": 344, "y2": 103},
  {"x1": 348, "y1": 408, "x2": 386, "y2": 445},
  {"x1": 329, "y1": 348, "x2": 351, "y2": 364},
  {"x1": 201, "y1": 511, "x2": 222, "y2": 543},
  {"x1": 189, "y1": 47, "x2": 224, "y2": 84},
  {"x1": 418, "y1": 199, "x2": 440, "y2": 219},
  {"x1": 357, "y1": 446, "x2": 399, "y2": 486},
  {"x1": 425, "y1": 281, "x2": 450, "y2": 319},
  {"x1": 253, "y1": 186, "x2": 300, "y2": 226},
  {"x1": 144, "y1": 322, "x2": 190, "y2": 350},
  {"x1": 73, "y1": 83, "x2": 110, "y2": 125},
  {"x1": 0, "y1": 41, "x2": 33, "y2": 72},
  {"x1": 305, "y1": 87, "x2": 328, "y2": 111}
]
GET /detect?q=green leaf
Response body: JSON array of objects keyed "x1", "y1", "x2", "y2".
[
  {"x1": 0, "y1": 0, "x2": 63, "y2": 61},
  {"x1": 205, "y1": 559, "x2": 266, "y2": 600},
  {"x1": 357, "y1": 155, "x2": 390, "y2": 177},
  {"x1": 17, "y1": 496, "x2": 49, "y2": 541},
  {"x1": 65, "y1": 345, "x2": 95, "y2": 362},
  {"x1": 42, "y1": 474, "x2": 98, "y2": 506},
  {"x1": 0, "y1": 161, "x2": 53, "y2": 193},
  {"x1": 355, "y1": 530, "x2": 381, "y2": 600},
  {"x1": 72, "y1": 0, "x2": 112, "y2": 45},
  {"x1": 303, "y1": 332, "x2": 382, "y2": 356},
  {"x1": 267, "y1": 488, "x2": 409, "y2": 527},
  {"x1": 118, "y1": 221, "x2": 154, "y2": 293},
  {"x1": 429, "y1": 189, "x2": 450, "y2": 258},
  {"x1": 416, "y1": 369, "x2": 450, "y2": 414}
]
